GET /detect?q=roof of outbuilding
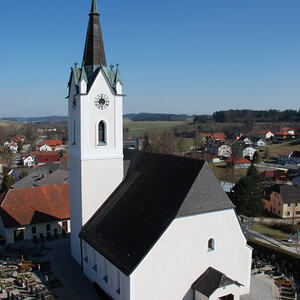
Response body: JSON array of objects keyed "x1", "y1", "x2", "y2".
[
  {"x1": 192, "y1": 267, "x2": 241, "y2": 297},
  {"x1": 0, "y1": 184, "x2": 69, "y2": 228},
  {"x1": 274, "y1": 184, "x2": 300, "y2": 204},
  {"x1": 80, "y1": 151, "x2": 234, "y2": 276}
]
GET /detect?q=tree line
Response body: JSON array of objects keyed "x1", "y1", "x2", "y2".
[{"x1": 211, "y1": 109, "x2": 300, "y2": 123}]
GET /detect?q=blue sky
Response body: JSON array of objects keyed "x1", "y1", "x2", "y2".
[{"x1": 0, "y1": 0, "x2": 299, "y2": 117}]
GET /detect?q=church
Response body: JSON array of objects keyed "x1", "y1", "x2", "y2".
[{"x1": 67, "y1": 1, "x2": 252, "y2": 299}]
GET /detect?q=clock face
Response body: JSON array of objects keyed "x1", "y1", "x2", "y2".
[{"x1": 94, "y1": 94, "x2": 109, "y2": 110}]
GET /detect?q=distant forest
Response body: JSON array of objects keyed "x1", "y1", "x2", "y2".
[
  {"x1": 194, "y1": 109, "x2": 300, "y2": 123},
  {"x1": 124, "y1": 113, "x2": 192, "y2": 121}
]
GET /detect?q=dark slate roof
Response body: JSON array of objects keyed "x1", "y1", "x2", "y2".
[
  {"x1": 274, "y1": 184, "x2": 300, "y2": 204},
  {"x1": 11, "y1": 163, "x2": 59, "y2": 189},
  {"x1": 82, "y1": 0, "x2": 107, "y2": 68},
  {"x1": 80, "y1": 152, "x2": 234, "y2": 275},
  {"x1": 192, "y1": 267, "x2": 241, "y2": 297}
]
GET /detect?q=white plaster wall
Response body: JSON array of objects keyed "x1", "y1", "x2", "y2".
[
  {"x1": 68, "y1": 68, "x2": 124, "y2": 265},
  {"x1": 82, "y1": 241, "x2": 130, "y2": 300},
  {"x1": 132, "y1": 209, "x2": 252, "y2": 300},
  {"x1": 39, "y1": 145, "x2": 52, "y2": 151},
  {"x1": 5, "y1": 220, "x2": 70, "y2": 244}
]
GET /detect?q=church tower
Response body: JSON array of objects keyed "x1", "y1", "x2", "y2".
[{"x1": 67, "y1": 0, "x2": 124, "y2": 264}]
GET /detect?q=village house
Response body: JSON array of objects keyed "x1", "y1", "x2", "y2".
[
  {"x1": 240, "y1": 137, "x2": 252, "y2": 145},
  {"x1": 9, "y1": 142, "x2": 18, "y2": 153},
  {"x1": 275, "y1": 127, "x2": 295, "y2": 140},
  {"x1": 23, "y1": 154, "x2": 36, "y2": 167},
  {"x1": 242, "y1": 147, "x2": 256, "y2": 160},
  {"x1": 200, "y1": 132, "x2": 226, "y2": 143},
  {"x1": 28, "y1": 151, "x2": 61, "y2": 165},
  {"x1": 226, "y1": 157, "x2": 251, "y2": 169},
  {"x1": 263, "y1": 185, "x2": 300, "y2": 219},
  {"x1": 278, "y1": 151, "x2": 300, "y2": 166},
  {"x1": 252, "y1": 138, "x2": 266, "y2": 148},
  {"x1": 67, "y1": 2, "x2": 252, "y2": 300},
  {"x1": 37, "y1": 139, "x2": 63, "y2": 151},
  {"x1": 217, "y1": 144, "x2": 232, "y2": 158},
  {"x1": 259, "y1": 170, "x2": 288, "y2": 182},
  {"x1": 0, "y1": 184, "x2": 70, "y2": 244},
  {"x1": 256, "y1": 130, "x2": 274, "y2": 140}
]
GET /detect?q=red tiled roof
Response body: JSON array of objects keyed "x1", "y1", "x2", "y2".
[
  {"x1": 15, "y1": 135, "x2": 25, "y2": 140},
  {"x1": 281, "y1": 127, "x2": 294, "y2": 131},
  {"x1": 200, "y1": 132, "x2": 226, "y2": 141},
  {"x1": 0, "y1": 184, "x2": 69, "y2": 227},
  {"x1": 226, "y1": 157, "x2": 251, "y2": 164},
  {"x1": 38, "y1": 139, "x2": 62, "y2": 147},
  {"x1": 257, "y1": 130, "x2": 272, "y2": 135}
]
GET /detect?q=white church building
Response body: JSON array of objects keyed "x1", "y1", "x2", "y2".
[{"x1": 67, "y1": 1, "x2": 252, "y2": 300}]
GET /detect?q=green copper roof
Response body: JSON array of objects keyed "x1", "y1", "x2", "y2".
[{"x1": 114, "y1": 66, "x2": 122, "y2": 85}]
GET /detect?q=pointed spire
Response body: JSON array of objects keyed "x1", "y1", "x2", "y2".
[
  {"x1": 90, "y1": 0, "x2": 99, "y2": 16},
  {"x1": 82, "y1": 0, "x2": 107, "y2": 69},
  {"x1": 114, "y1": 64, "x2": 122, "y2": 85}
]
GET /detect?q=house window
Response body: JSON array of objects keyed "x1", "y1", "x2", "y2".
[
  {"x1": 32, "y1": 226, "x2": 36, "y2": 234},
  {"x1": 273, "y1": 208, "x2": 275, "y2": 212},
  {"x1": 287, "y1": 211, "x2": 290, "y2": 216},
  {"x1": 296, "y1": 211, "x2": 300, "y2": 215},
  {"x1": 98, "y1": 121, "x2": 106, "y2": 145},
  {"x1": 288, "y1": 203, "x2": 291, "y2": 207},
  {"x1": 103, "y1": 260, "x2": 108, "y2": 282},
  {"x1": 208, "y1": 238, "x2": 215, "y2": 251},
  {"x1": 116, "y1": 271, "x2": 121, "y2": 295},
  {"x1": 278, "y1": 210, "x2": 280, "y2": 214},
  {"x1": 46, "y1": 224, "x2": 51, "y2": 231}
]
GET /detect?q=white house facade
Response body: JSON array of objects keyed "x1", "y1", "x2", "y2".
[
  {"x1": 23, "y1": 155, "x2": 36, "y2": 167},
  {"x1": 69, "y1": 1, "x2": 252, "y2": 300},
  {"x1": 242, "y1": 147, "x2": 256, "y2": 160},
  {"x1": 39, "y1": 144, "x2": 52, "y2": 151},
  {"x1": 218, "y1": 145, "x2": 232, "y2": 158}
]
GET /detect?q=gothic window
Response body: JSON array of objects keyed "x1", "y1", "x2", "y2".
[
  {"x1": 98, "y1": 121, "x2": 106, "y2": 145},
  {"x1": 208, "y1": 238, "x2": 215, "y2": 251}
]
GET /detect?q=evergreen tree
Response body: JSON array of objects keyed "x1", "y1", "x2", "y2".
[
  {"x1": 143, "y1": 135, "x2": 152, "y2": 152},
  {"x1": 252, "y1": 151, "x2": 260, "y2": 163},
  {"x1": 231, "y1": 164, "x2": 263, "y2": 217},
  {"x1": 19, "y1": 170, "x2": 29, "y2": 179},
  {"x1": 1, "y1": 174, "x2": 15, "y2": 192},
  {"x1": 17, "y1": 140, "x2": 23, "y2": 153}
]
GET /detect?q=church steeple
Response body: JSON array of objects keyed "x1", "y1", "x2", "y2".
[{"x1": 82, "y1": 0, "x2": 107, "y2": 68}]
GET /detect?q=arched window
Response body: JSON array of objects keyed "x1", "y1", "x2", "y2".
[
  {"x1": 208, "y1": 238, "x2": 215, "y2": 251},
  {"x1": 98, "y1": 121, "x2": 106, "y2": 145}
]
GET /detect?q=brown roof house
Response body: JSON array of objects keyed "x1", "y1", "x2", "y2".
[
  {"x1": 0, "y1": 184, "x2": 70, "y2": 244},
  {"x1": 263, "y1": 184, "x2": 300, "y2": 219}
]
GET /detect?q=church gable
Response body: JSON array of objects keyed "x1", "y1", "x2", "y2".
[{"x1": 80, "y1": 152, "x2": 235, "y2": 275}]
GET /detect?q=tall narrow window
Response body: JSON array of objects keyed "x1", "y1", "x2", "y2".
[
  {"x1": 98, "y1": 121, "x2": 106, "y2": 145},
  {"x1": 208, "y1": 238, "x2": 215, "y2": 252},
  {"x1": 73, "y1": 121, "x2": 76, "y2": 145}
]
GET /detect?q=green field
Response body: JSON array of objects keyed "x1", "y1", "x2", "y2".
[
  {"x1": 252, "y1": 224, "x2": 289, "y2": 243},
  {"x1": 260, "y1": 139, "x2": 300, "y2": 159},
  {"x1": 124, "y1": 120, "x2": 185, "y2": 138}
]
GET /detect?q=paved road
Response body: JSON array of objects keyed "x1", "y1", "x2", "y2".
[
  {"x1": 247, "y1": 229, "x2": 300, "y2": 255},
  {"x1": 241, "y1": 275, "x2": 278, "y2": 300},
  {"x1": 43, "y1": 238, "x2": 102, "y2": 300}
]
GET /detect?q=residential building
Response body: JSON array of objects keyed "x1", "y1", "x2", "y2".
[
  {"x1": 240, "y1": 137, "x2": 252, "y2": 145},
  {"x1": 218, "y1": 145, "x2": 232, "y2": 158},
  {"x1": 242, "y1": 147, "x2": 256, "y2": 160},
  {"x1": 252, "y1": 138, "x2": 266, "y2": 148},
  {"x1": 37, "y1": 139, "x2": 63, "y2": 151},
  {"x1": 275, "y1": 128, "x2": 295, "y2": 140},
  {"x1": 259, "y1": 170, "x2": 287, "y2": 182},
  {"x1": 278, "y1": 151, "x2": 300, "y2": 165},
  {"x1": 67, "y1": 1, "x2": 252, "y2": 300},
  {"x1": 9, "y1": 142, "x2": 18, "y2": 153},
  {"x1": 27, "y1": 151, "x2": 61, "y2": 165},
  {"x1": 200, "y1": 132, "x2": 226, "y2": 142},
  {"x1": 256, "y1": 130, "x2": 274, "y2": 140},
  {"x1": 23, "y1": 154, "x2": 36, "y2": 167},
  {"x1": 226, "y1": 157, "x2": 251, "y2": 169},
  {"x1": 0, "y1": 184, "x2": 70, "y2": 243},
  {"x1": 263, "y1": 185, "x2": 300, "y2": 219}
]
